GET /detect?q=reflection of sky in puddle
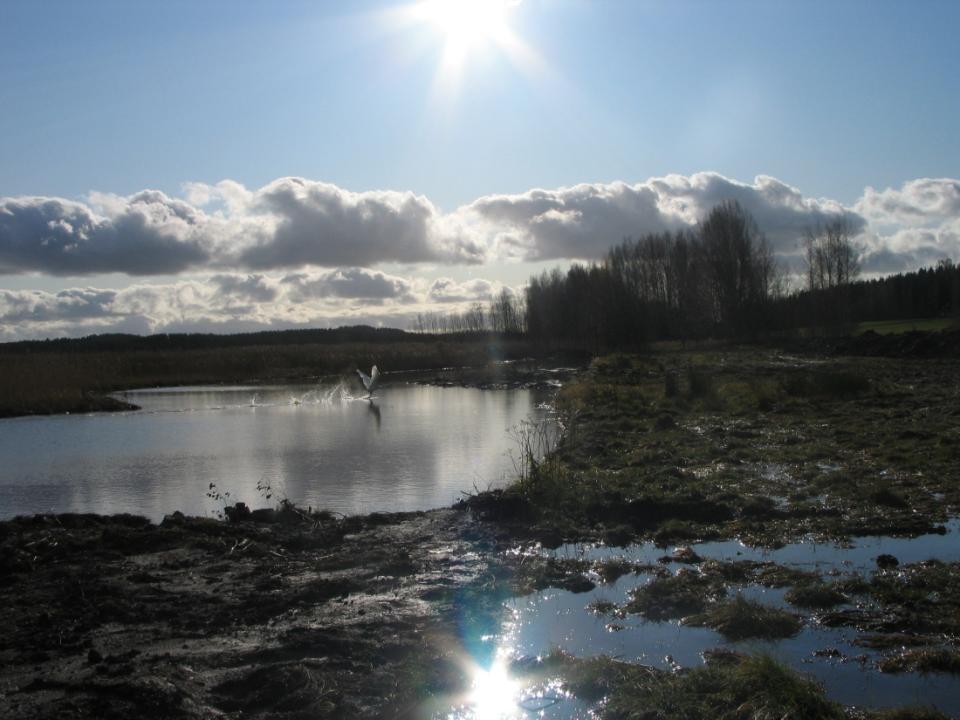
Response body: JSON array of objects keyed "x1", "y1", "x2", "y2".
[
  {"x1": 547, "y1": 519, "x2": 960, "y2": 569},
  {"x1": 450, "y1": 521, "x2": 960, "y2": 718}
]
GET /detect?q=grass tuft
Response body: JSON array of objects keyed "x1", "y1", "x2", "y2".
[
  {"x1": 685, "y1": 595, "x2": 801, "y2": 640},
  {"x1": 785, "y1": 582, "x2": 849, "y2": 609},
  {"x1": 879, "y1": 647, "x2": 960, "y2": 675}
]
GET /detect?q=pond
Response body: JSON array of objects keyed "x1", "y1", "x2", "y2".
[{"x1": 0, "y1": 381, "x2": 552, "y2": 521}]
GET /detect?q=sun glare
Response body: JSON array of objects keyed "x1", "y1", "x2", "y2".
[
  {"x1": 468, "y1": 659, "x2": 520, "y2": 719},
  {"x1": 388, "y1": 0, "x2": 545, "y2": 105},
  {"x1": 403, "y1": 0, "x2": 531, "y2": 93},
  {"x1": 421, "y1": 0, "x2": 512, "y2": 51}
]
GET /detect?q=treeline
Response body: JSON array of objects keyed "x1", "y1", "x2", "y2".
[
  {"x1": 526, "y1": 201, "x2": 780, "y2": 349},
  {"x1": 523, "y1": 202, "x2": 959, "y2": 349},
  {"x1": 413, "y1": 288, "x2": 526, "y2": 335},
  {"x1": 0, "y1": 325, "x2": 426, "y2": 355},
  {"x1": 774, "y1": 258, "x2": 960, "y2": 330}
]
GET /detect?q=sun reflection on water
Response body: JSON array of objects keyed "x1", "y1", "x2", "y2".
[
  {"x1": 446, "y1": 635, "x2": 576, "y2": 719},
  {"x1": 467, "y1": 658, "x2": 522, "y2": 719}
]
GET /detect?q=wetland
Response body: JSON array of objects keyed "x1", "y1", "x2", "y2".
[{"x1": 2, "y1": 345, "x2": 959, "y2": 718}]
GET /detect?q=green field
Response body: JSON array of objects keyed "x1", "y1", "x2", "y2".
[{"x1": 856, "y1": 317, "x2": 957, "y2": 335}]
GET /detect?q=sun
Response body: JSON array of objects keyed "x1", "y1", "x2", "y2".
[
  {"x1": 419, "y1": 0, "x2": 513, "y2": 53},
  {"x1": 390, "y1": 0, "x2": 541, "y2": 101},
  {"x1": 407, "y1": 0, "x2": 522, "y2": 87}
]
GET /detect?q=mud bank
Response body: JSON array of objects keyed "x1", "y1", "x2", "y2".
[{"x1": 0, "y1": 507, "x2": 520, "y2": 719}]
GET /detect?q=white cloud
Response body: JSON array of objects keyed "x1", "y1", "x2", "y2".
[
  {"x1": 210, "y1": 274, "x2": 280, "y2": 303},
  {"x1": 0, "y1": 193, "x2": 211, "y2": 275},
  {"x1": 0, "y1": 269, "x2": 516, "y2": 341},
  {"x1": 427, "y1": 277, "x2": 500, "y2": 303},
  {"x1": 849, "y1": 179, "x2": 960, "y2": 273},
  {"x1": 859, "y1": 221, "x2": 960, "y2": 274},
  {"x1": 0, "y1": 179, "x2": 486, "y2": 277},
  {"x1": 281, "y1": 267, "x2": 416, "y2": 303},
  {"x1": 2, "y1": 173, "x2": 958, "y2": 309},
  {"x1": 236, "y1": 178, "x2": 487, "y2": 268},
  {"x1": 465, "y1": 172, "x2": 865, "y2": 261},
  {"x1": 856, "y1": 178, "x2": 960, "y2": 226}
]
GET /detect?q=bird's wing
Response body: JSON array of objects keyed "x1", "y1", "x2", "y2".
[
  {"x1": 356, "y1": 368, "x2": 371, "y2": 390},
  {"x1": 370, "y1": 366, "x2": 380, "y2": 386}
]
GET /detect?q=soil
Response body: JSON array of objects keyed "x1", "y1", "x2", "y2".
[{"x1": 0, "y1": 507, "x2": 519, "y2": 719}]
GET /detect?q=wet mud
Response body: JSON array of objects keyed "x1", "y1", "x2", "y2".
[{"x1": 0, "y1": 508, "x2": 509, "y2": 719}]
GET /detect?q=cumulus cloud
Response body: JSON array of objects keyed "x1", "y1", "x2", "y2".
[
  {"x1": 466, "y1": 173, "x2": 865, "y2": 261},
  {"x1": 0, "y1": 179, "x2": 485, "y2": 277},
  {"x1": 0, "y1": 288, "x2": 118, "y2": 324},
  {"x1": 0, "y1": 193, "x2": 211, "y2": 275},
  {"x1": 427, "y1": 277, "x2": 500, "y2": 303},
  {"x1": 0, "y1": 269, "x2": 514, "y2": 341},
  {"x1": 468, "y1": 182, "x2": 678, "y2": 260},
  {"x1": 281, "y1": 267, "x2": 416, "y2": 303},
  {"x1": 859, "y1": 222, "x2": 960, "y2": 274},
  {"x1": 846, "y1": 179, "x2": 960, "y2": 273},
  {"x1": 210, "y1": 274, "x2": 279, "y2": 303},
  {"x1": 235, "y1": 178, "x2": 485, "y2": 268},
  {"x1": 2, "y1": 173, "x2": 958, "y2": 289},
  {"x1": 856, "y1": 178, "x2": 960, "y2": 226}
]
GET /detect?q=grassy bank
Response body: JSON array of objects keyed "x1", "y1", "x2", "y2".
[
  {"x1": 468, "y1": 348, "x2": 959, "y2": 546},
  {"x1": 0, "y1": 336, "x2": 535, "y2": 417}
]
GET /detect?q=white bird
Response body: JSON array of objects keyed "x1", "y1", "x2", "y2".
[{"x1": 356, "y1": 365, "x2": 381, "y2": 398}]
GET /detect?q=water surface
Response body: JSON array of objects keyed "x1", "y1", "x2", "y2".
[
  {"x1": 0, "y1": 382, "x2": 550, "y2": 521},
  {"x1": 485, "y1": 524, "x2": 960, "y2": 718}
]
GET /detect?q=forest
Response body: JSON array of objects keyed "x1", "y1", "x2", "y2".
[{"x1": 522, "y1": 201, "x2": 959, "y2": 350}]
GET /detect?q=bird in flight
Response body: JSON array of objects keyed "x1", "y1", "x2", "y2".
[{"x1": 356, "y1": 365, "x2": 381, "y2": 399}]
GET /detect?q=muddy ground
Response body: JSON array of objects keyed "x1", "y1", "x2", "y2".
[
  {"x1": 2, "y1": 345, "x2": 959, "y2": 718},
  {"x1": 0, "y1": 506, "x2": 529, "y2": 719}
]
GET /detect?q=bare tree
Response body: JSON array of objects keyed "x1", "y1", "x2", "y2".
[
  {"x1": 698, "y1": 201, "x2": 779, "y2": 335},
  {"x1": 804, "y1": 219, "x2": 861, "y2": 291}
]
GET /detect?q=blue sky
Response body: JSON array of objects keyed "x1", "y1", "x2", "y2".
[{"x1": 1, "y1": 0, "x2": 958, "y2": 339}]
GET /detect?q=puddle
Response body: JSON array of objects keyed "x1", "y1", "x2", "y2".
[
  {"x1": 470, "y1": 521, "x2": 960, "y2": 717},
  {"x1": 548, "y1": 519, "x2": 960, "y2": 569}
]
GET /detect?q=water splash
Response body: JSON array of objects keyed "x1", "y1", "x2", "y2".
[{"x1": 288, "y1": 381, "x2": 352, "y2": 406}]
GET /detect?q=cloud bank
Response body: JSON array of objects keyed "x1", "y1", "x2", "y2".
[
  {"x1": 2, "y1": 173, "x2": 959, "y2": 339},
  {"x1": 853, "y1": 178, "x2": 960, "y2": 273},
  {"x1": 469, "y1": 173, "x2": 865, "y2": 261},
  {"x1": 0, "y1": 269, "x2": 512, "y2": 341},
  {"x1": 6, "y1": 172, "x2": 946, "y2": 278},
  {"x1": 0, "y1": 179, "x2": 485, "y2": 277}
]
